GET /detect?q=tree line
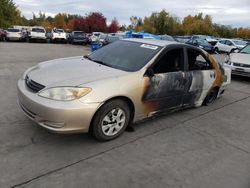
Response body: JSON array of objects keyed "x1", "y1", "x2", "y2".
[{"x1": 1, "y1": 0, "x2": 250, "y2": 38}]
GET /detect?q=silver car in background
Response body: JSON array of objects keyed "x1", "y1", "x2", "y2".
[
  {"x1": 225, "y1": 44, "x2": 250, "y2": 77},
  {"x1": 6, "y1": 28, "x2": 25, "y2": 41},
  {"x1": 18, "y1": 39, "x2": 231, "y2": 141}
]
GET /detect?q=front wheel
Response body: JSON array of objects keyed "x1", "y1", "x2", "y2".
[{"x1": 91, "y1": 100, "x2": 130, "y2": 141}]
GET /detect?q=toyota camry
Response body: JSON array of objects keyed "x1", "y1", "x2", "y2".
[{"x1": 18, "y1": 39, "x2": 231, "y2": 141}]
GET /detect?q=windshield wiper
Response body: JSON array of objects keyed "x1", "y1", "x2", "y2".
[{"x1": 83, "y1": 55, "x2": 113, "y2": 68}]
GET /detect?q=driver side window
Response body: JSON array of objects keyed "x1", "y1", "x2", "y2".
[{"x1": 153, "y1": 48, "x2": 184, "y2": 74}]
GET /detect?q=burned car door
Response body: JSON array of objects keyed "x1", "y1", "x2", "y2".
[
  {"x1": 183, "y1": 47, "x2": 216, "y2": 106},
  {"x1": 142, "y1": 47, "x2": 186, "y2": 113}
]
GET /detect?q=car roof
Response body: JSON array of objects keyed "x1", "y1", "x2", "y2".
[{"x1": 123, "y1": 38, "x2": 178, "y2": 47}]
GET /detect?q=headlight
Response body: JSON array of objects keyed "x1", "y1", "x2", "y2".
[{"x1": 38, "y1": 87, "x2": 91, "y2": 101}]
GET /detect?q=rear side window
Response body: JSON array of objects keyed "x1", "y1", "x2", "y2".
[
  {"x1": 187, "y1": 48, "x2": 213, "y2": 71},
  {"x1": 7, "y1": 28, "x2": 20, "y2": 32},
  {"x1": 32, "y1": 28, "x2": 45, "y2": 33}
]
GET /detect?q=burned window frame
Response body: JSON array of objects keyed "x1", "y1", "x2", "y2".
[
  {"x1": 146, "y1": 44, "x2": 186, "y2": 75},
  {"x1": 184, "y1": 46, "x2": 214, "y2": 71}
]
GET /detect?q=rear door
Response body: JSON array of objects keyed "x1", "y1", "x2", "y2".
[{"x1": 183, "y1": 47, "x2": 216, "y2": 106}]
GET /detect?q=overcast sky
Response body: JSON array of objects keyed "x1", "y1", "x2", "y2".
[{"x1": 14, "y1": 0, "x2": 250, "y2": 27}]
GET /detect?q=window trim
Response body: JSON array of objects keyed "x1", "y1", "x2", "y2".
[
  {"x1": 184, "y1": 46, "x2": 213, "y2": 71},
  {"x1": 146, "y1": 44, "x2": 185, "y2": 75}
]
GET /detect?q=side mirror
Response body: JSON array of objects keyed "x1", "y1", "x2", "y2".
[{"x1": 145, "y1": 68, "x2": 155, "y2": 77}]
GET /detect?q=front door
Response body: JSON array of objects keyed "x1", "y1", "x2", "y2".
[{"x1": 142, "y1": 47, "x2": 186, "y2": 113}]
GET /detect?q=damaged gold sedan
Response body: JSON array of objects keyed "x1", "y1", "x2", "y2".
[{"x1": 17, "y1": 39, "x2": 231, "y2": 141}]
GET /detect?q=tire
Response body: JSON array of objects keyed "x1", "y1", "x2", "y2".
[
  {"x1": 230, "y1": 49, "x2": 236, "y2": 53},
  {"x1": 214, "y1": 47, "x2": 219, "y2": 53},
  {"x1": 203, "y1": 88, "x2": 218, "y2": 106},
  {"x1": 91, "y1": 99, "x2": 130, "y2": 141}
]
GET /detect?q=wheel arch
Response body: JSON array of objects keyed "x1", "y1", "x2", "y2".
[{"x1": 88, "y1": 96, "x2": 135, "y2": 133}]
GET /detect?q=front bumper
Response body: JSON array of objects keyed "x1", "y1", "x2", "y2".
[
  {"x1": 72, "y1": 39, "x2": 87, "y2": 43},
  {"x1": 225, "y1": 64, "x2": 250, "y2": 77},
  {"x1": 52, "y1": 37, "x2": 66, "y2": 40},
  {"x1": 8, "y1": 37, "x2": 22, "y2": 40},
  {"x1": 17, "y1": 79, "x2": 101, "y2": 133},
  {"x1": 30, "y1": 36, "x2": 46, "y2": 40}
]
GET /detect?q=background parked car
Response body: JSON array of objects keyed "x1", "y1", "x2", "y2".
[
  {"x1": 91, "y1": 32, "x2": 104, "y2": 42},
  {"x1": 27, "y1": 26, "x2": 46, "y2": 42},
  {"x1": 86, "y1": 33, "x2": 92, "y2": 44},
  {"x1": 174, "y1": 36, "x2": 191, "y2": 43},
  {"x1": 160, "y1": 35, "x2": 177, "y2": 42},
  {"x1": 68, "y1": 31, "x2": 88, "y2": 45},
  {"x1": 0, "y1": 29, "x2": 7, "y2": 41},
  {"x1": 98, "y1": 34, "x2": 109, "y2": 45},
  {"x1": 105, "y1": 35, "x2": 123, "y2": 45},
  {"x1": 214, "y1": 39, "x2": 247, "y2": 53},
  {"x1": 225, "y1": 44, "x2": 250, "y2": 77},
  {"x1": 6, "y1": 28, "x2": 26, "y2": 41},
  {"x1": 191, "y1": 35, "x2": 218, "y2": 46},
  {"x1": 50, "y1": 28, "x2": 67, "y2": 43},
  {"x1": 186, "y1": 38, "x2": 215, "y2": 53}
]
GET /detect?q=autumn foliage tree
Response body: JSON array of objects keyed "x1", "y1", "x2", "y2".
[
  {"x1": 53, "y1": 13, "x2": 66, "y2": 29},
  {"x1": 182, "y1": 13, "x2": 215, "y2": 35},
  {"x1": 108, "y1": 19, "x2": 119, "y2": 33}
]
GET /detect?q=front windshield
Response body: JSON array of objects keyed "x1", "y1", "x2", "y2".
[
  {"x1": 57, "y1": 29, "x2": 64, "y2": 33},
  {"x1": 233, "y1": 40, "x2": 247, "y2": 46},
  {"x1": 74, "y1": 32, "x2": 84, "y2": 36},
  {"x1": 88, "y1": 40, "x2": 162, "y2": 72},
  {"x1": 197, "y1": 39, "x2": 210, "y2": 45},
  {"x1": 240, "y1": 45, "x2": 250, "y2": 54}
]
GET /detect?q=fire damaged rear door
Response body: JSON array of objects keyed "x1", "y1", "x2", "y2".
[
  {"x1": 182, "y1": 47, "x2": 216, "y2": 106},
  {"x1": 142, "y1": 47, "x2": 186, "y2": 113}
]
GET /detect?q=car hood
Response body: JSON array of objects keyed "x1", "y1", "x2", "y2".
[
  {"x1": 231, "y1": 53, "x2": 250, "y2": 65},
  {"x1": 27, "y1": 56, "x2": 129, "y2": 87},
  {"x1": 235, "y1": 45, "x2": 246, "y2": 49}
]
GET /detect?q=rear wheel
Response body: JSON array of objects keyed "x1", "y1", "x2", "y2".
[
  {"x1": 203, "y1": 88, "x2": 218, "y2": 106},
  {"x1": 91, "y1": 99, "x2": 130, "y2": 141}
]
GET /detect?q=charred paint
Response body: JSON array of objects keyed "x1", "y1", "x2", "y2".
[
  {"x1": 141, "y1": 50, "x2": 225, "y2": 118},
  {"x1": 207, "y1": 54, "x2": 224, "y2": 91},
  {"x1": 142, "y1": 72, "x2": 192, "y2": 115}
]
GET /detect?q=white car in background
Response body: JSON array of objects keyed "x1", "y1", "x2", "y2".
[
  {"x1": 214, "y1": 39, "x2": 247, "y2": 53},
  {"x1": 91, "y1": 32, "x2": 104, "y2": 43},
  {"x1": 51, "y1": 28, "x2": 67, "y2": 43},
  {"x1": 225, "y1": 44, "x2": 250, "y2": 77},
  {"x1": 6, "y1": 28, "x2": 25, "y2": 41},
  {"x1": 27, "y1": 26, "x2": 46, "y2": 42}
]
